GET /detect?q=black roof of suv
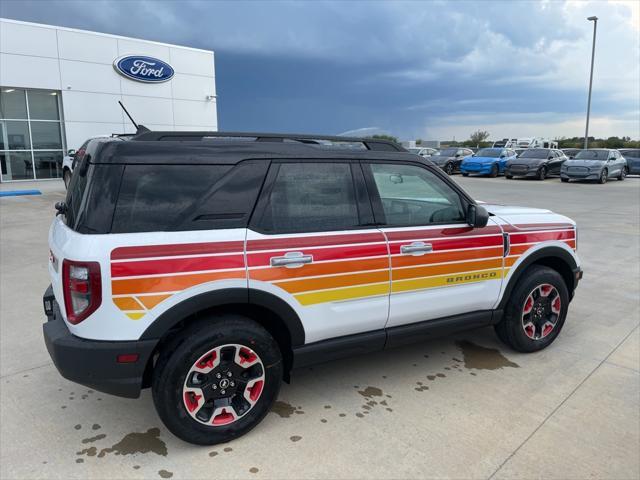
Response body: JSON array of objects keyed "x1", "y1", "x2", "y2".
[
  {"x1": 64, "y1": 131, "x2": 419, "y2": 235},
  {"x1": 90, "y1": 131, "x2": 408, "y2": 165}
]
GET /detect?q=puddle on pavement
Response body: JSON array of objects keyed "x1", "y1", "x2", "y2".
[
  {"x1": 250, "y1": 467, "x2": 259, "y2": 474},
  {"x1": 82, "y1": 434, "x2": 106, "y2": 444},
  {"x1": 158, "y1": 469, "x2": 173, "y2": 478},
  {"x1": 357, "y1": 386, "x2": 383, "y2": 398},
  {"x1": 355, "y1": 386, "x2": 394, "y2": 416},
  {"x1": 290, "y1": 435, "x2": 302, "y2": 442},
  {"x1": 97, "y1": 427, "x2": 167, "y2": 458},
  {"x1": 77, "y1": 446, "x2": 97, "y2": 457},
  {"x1": 270, "y1": 400, "x2": 304, "y2": 418},
  {"x1": 455, "y1": 340, "x2": 519, "y2": 370}
]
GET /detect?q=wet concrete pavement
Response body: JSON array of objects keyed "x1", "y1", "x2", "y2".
[{"x1": 1, "y1": 176, "x2": 638, "y2": 479}]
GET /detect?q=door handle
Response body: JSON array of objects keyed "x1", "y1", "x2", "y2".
[
  {"x1": 400, "y1": 241, "x2": 433, "y2": 255},
  {"x1": 270, "y1": 251, "x2": 313, "y2": 268}
]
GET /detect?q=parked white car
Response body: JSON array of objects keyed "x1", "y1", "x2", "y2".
[
  {"x1": 62, "y1": 135, "x2": 129, "y2": 189},
  {"x1": 408, "y1": 147, "x2": 439, "y2": 157}
]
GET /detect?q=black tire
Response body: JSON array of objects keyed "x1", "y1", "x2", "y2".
[
  {"x1": 505, "y1": 174, "x2": 513, "y2": 179},
  {"x1": 561, "y1": 178, "x2": 569, "y2": 183},
  {"x1": 63, "y1": 170, "x2": 72, "y2": 190},
  {"x1": 494, "y1": 265, "x2": 569, "y2": 353},
  {"x1": 618, "y1": 167, "x2": 626, "y2": 181},
  {"x1": 462, "y1": 172, "x2": 469, "y2": 177},
  {"x1": 444, "y1": 163, "x2": 454, "y2": 175},
  {"x1": 488, "y1": 164, "x2": 498, "y2": 178},
  {"x1": 152, "y1": 315, "x2": 283, "y2": 445},
  {"x1": 599, "y1": 169, "x2": 608, "y2": 184},
  {"x1": 537, "y1": 166, "x2": 547, "y2": 181}
]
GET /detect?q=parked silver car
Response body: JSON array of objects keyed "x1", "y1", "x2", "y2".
[{"x1": 561, "y1": 149, "x2": 627, "y2": 184}]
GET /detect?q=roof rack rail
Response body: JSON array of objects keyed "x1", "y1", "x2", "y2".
[{"x1": 130, "y1": 131, "x2": 406, "y2": 152}]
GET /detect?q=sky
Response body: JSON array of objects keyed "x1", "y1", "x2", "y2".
[{"x1": 1, "y1": 0, "x2": 638, "y2": 141}]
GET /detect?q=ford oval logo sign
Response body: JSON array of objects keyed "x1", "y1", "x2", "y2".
[{"x1": 113, "y1": 55, "x2": 174, "y2": 83}]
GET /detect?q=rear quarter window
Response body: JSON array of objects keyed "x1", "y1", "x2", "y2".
[
  {"x1": 111, "y1": 162, "x2": 268, "y2": 233},
  {"x1": 112, "y1": 165, "x2": 232, "y2": 233}
]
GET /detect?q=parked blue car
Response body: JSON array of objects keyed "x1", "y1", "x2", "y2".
[{"x1": 460, "y1": 148, "x2": 517, "y2": 177}]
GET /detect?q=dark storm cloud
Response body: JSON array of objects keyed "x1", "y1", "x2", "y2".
[{"x1": 1, "y1": 0, "x2": 637, "y2": 138}]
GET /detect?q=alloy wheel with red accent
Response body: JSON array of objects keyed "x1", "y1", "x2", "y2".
[
  {"x1": 182, "y1": 344, "x2": 266, "y2": 426},
  {"x1": 152, "y1": 315, "x2": 283, "y2": 445},
  {"x1": 521, "y1": 284, "x2": 561, "y2": 340},
  {"x1": 494, "y1": 265, "x2": 569, "y2": 353}
]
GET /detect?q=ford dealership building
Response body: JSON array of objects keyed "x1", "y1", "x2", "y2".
[{"x1": 0, "y1": 18, "x2": 217, "y2": 182}]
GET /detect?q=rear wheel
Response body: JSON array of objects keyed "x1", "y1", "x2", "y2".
[
  {"x1": 462, "y1": 172, "x2": 469, "y2": 177},
  {"x1": 599, "y1": 169, "x2": 608, "y2": 184},
  {"x1": 505, "y1": 174, "x2": 513, "y2": 179},
  {"x1": 561, "y1": 178, "x2": 569, "y2": 183},
  {"x1": 489, "y1": 164, "x2": 498, "y2": 178},
  {"x1": 537, "y1": 166, "x2": 547, "y2": 180},
  {"x1": 494, "y1": 266, "x2": 569, "y2": 353},
  {"x1": 618, "y1": 167, "x2": 626, "y2": 181},
  {"x1": 152, "y1": 315, "x2": 283, "y2": 445}
]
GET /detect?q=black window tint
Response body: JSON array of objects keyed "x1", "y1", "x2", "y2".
[
  {"x1": 112, "y1": 165, "x2": 231, "y2": 233},
  {"x1": 255, "y1": 162, "x2": 359, "y2": 233},
  {"x1": 369, "y1": 163, "x2": 465, "y2": 226}
]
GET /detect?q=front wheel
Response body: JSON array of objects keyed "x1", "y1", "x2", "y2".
[
  {"x1": 488, "y1": 164, "x2": 498, "y2": 178},
  {"x1": 561, "y1": 178, "x2": 569, "y2": 183},
  {"x1": 444, "y1": 163, "x2": 454, "y2": 175},
  {"x1": 505, "y1": 174, "x2": 513, "y2": 179},
  {"x1": 152, "y1": 315, "x2": 283, "y2": 445},
  {"x1": 599, "y1": 169, "x2": 608, "y2": 184},
  {"x1": 537, "y1": 166, "x2": 547, "y2": 180},
  {"x1": 494, "y1": 265, "x2": 569, "y2": 353},
  {"x1": 462, "y1": 172, "x2": 469, "y2": 177}
]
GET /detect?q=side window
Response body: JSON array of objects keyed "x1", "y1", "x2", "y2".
[
  {"x1": 368, "y1": 163, "x2": 466, "y2": 226},
  {"x1": 112, "y1": 164, "x2": 232, "y2": 233},
  {"x1": 254, "y1": 162, "x2": 360, "y2": 233}
]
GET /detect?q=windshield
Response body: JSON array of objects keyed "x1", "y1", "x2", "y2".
[
  {"x1": 475, "y1": 148, "x2": 501, "y2": 158},
  {"x1": 408, "y1": 148, "x2": 421, "y2": 153},
  {"x1": 575, "y1": 150, "x2": 608, "y2": 160},
  {"x1": 519, "y1": 149, "x2": 550, "y2": 159},
  {"x1": 622, "y1": 150, "x2": 639, "y2": 157},
  {"x1": 436, "y1": 148, "x2": 457, "y2": 156}
]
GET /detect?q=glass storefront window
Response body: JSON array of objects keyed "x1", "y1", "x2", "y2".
[
  {"x1": 0, "y1": 88, "x2": 64, "y2": 182},
  {"x1": 33, "y1": 151, "x2": 63, "y2": 179},
  {"x1": 0, "y1": 151, "x2": 33, "y2": 181},
  {"x1": 28, "y1": 90, "x2": 61, "y2": 120},
  {"x1": 0, "y1": 88, "x2": 27, "y2": 119},
  {"x1": 31, "y1": 122, "x2": 62, "y2": 150},
  {"x1": 0, "y1": 120, "x2": 31, "y2": 150}
]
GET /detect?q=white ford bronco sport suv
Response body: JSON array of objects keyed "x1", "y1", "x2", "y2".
[{"x1": 44, "y1": 131, "x2": 582, "y2": 445}]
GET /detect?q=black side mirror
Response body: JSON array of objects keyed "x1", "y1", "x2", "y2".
[{"x1": 467, "y1": 204, "x2": 489, "y2": 228}]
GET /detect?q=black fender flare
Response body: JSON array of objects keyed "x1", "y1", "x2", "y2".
[
  {"x1": 498, "y1": 246, "x2": 579, "y2": 310},
  {"x1": 139, "y1": 288, "x2": 305, "y2": 346}
]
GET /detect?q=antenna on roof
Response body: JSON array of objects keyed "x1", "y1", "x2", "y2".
[{"x1": 118, "y1": 100, "x2": 150, "y2": 134}]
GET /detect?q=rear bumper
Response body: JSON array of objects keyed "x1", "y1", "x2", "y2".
[{"x1": 43, "y1": 286, "x2": 157, "y2": 398}]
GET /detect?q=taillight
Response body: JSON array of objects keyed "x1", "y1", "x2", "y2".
[{"x1": 62, "y1": 260, "x2": 102, "y2": 324}]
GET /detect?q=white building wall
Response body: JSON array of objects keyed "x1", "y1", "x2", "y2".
[{"x1": 0, "y1": 18, "x2": 217, "y2": 150}]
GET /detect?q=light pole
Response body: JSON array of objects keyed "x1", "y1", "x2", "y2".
[{"x1": 584, "y1": 16, "x2": 598, "y2": 149}]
